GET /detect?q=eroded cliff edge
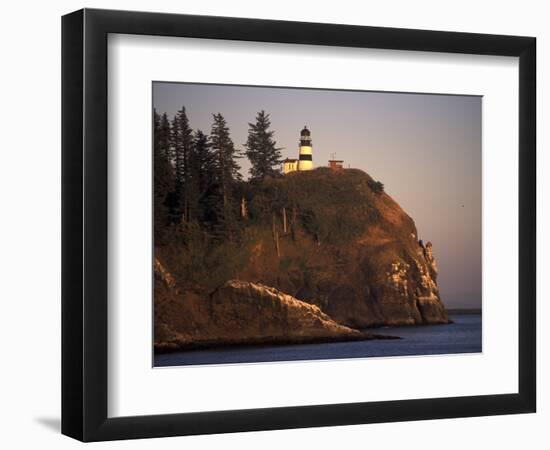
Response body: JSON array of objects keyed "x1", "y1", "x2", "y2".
[{"x1": 155, "y1": 168, "x2": 448, "y2": 351}]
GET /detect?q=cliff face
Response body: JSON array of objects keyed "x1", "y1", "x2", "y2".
[
  {"x1": 155, "y1": 168, "x2": 448, "y2": 351},
  {"x1": 232, "y1": 169, "x2": 448, "y2": 328}
]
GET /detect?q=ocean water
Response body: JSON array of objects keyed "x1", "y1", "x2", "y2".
[{"x1": 154, "y1": 314, "x2": 482, "y2": 367}]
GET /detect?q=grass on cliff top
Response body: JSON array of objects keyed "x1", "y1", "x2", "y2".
[{"x1": 246, "y1": 168, "x2": 385, "y2": 244}]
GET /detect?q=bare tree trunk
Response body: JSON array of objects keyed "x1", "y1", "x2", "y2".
[
  {"x1": 272, "y1": 214, "x2": 280, "y2": 257},
  {"x1": 241, "y1": 196, "x2": 248, "y2": 219},
  {"x1": 283, "y1": 207, "x2": 287, "y2": 233}
]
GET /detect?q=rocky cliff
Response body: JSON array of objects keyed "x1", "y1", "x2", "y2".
[
  {"x1": 154, "y1": 261, "x2": 375, "y2": 352},
  {"x1": 155, "y1": 168, "x2": 448, "y2": 351}
]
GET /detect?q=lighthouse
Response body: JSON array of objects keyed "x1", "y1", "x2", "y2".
[
  {"x1": 298, "y1": 126, "x2": 314, "y2": 171},
  {"x1": 282, "y1": 126, "x2": 315, "y2": 174}
]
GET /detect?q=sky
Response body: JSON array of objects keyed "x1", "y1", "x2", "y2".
[{"x1": 153, "y1": 82, "x2": 482, "y2": 309}]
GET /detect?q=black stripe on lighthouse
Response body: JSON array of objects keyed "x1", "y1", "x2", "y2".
[{"x1": 299, "y1": 154, "x2": 312, "y2": 161}]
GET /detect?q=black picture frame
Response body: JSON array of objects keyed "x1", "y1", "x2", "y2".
[{"x1": 62, "y1": 8, "x2": 536, "y2": 442}]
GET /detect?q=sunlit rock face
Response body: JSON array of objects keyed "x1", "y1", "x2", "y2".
[
  {"x1": 376, "y1": 239, "x2": 448, "y2": 326},
  {"x1": 230, "y1": 169, "x2": 449, "y2": 328},
  {"x1": 413, "y1": 241, "x2": 448, "y2": 323},
  {"x1": 209, "y1": 280, "x2": 365, "y2": 340}
]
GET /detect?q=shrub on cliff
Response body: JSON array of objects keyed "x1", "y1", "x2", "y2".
[{"x1": 368, "y1": 179, "x2": 385, "y2": 194}]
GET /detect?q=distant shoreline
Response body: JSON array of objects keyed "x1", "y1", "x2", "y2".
[{"x1": 447, "y1": 308, "x2": 482, "y2": 315}]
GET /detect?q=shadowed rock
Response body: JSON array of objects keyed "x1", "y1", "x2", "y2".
[{"x1": 154, "y1": 277, "x2": 378, "y2": 352}]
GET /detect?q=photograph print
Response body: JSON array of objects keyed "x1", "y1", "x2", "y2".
[{"x1": 152, "y1": 82, "x2": 482, "y2": 367}]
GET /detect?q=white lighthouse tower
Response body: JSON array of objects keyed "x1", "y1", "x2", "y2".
[
  {"x1": 282, "y1": 126, "x2": 315, "y2": 174},
  {"x1": 298, "y1": 126, "x2": 314, "y2": 171}
]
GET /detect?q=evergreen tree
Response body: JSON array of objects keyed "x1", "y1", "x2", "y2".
[
  {"x1": 244, "y1": 110, "x2": 282, "y2": 181},
  {"x1": 183, "y1": 129, "x2": 214, "y2": 224},
  {"x1": 153, "y1": 109, "x2": 175, "y2": 244},
  {"x1": 207, "y1": 113, "x2": 242, "y2": 238},
  {"x1": 170, "y1": 106, "x2": 194, "y2": 222},
  {"x1": 192, "y1": 130, "x2": 213, "y2": 196},
  {"x1": 158, "y1": 112, "x2": 171, "y2": 160},
  {"x1": 210, "y1": 113, "x2": 241, "y2": 206}
]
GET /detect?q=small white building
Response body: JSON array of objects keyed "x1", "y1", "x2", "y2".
[{"x1": 282, "y1": 158, "x2": 299, "y2": 173}]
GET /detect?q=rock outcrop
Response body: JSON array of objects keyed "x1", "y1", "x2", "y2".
[
  {"x1": 155, "y1": 168, "x2": 449, "y2": 351},
  {"x1": 154, "y1": 269, "x2": 373, "y2": 352}
]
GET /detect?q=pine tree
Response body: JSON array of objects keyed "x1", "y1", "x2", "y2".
[
  {"x1": 192, "y1": 130, "x2": 213, "y2": 196},
  {"x1": 170, "y1": 106, "x2": 194, "y2": 222},
  {"x1": 158, "y1": 112, "x2": 171, "y2": 160},
  {"x1": 191, "y1": 130, "x2": 213, "y2": 224},
  {"x1": 244, "y1": 110, "x2": 282, "y2": 181},
  {"x1": 210, "y1": 113, "x2": 241, "y2": 206},
  {"x1": 207, "y1": 113, "x2": 242, "y2": 238},
  {"x1": 153, "y1": 109, "x2": 175, "y2": 244}
]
